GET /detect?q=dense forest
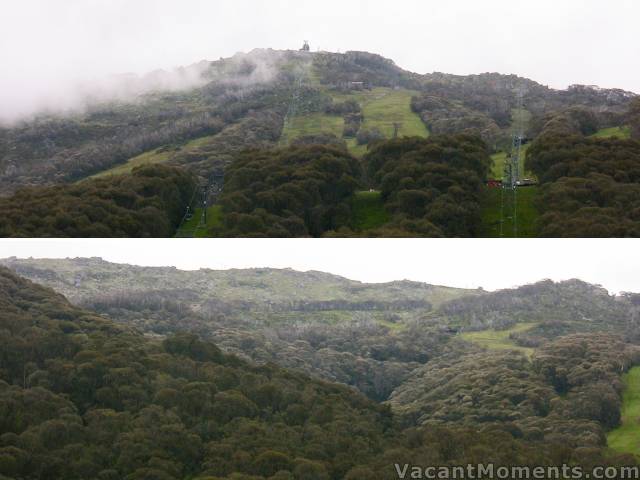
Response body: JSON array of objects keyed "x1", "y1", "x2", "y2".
[
  {"x1": 0, "y1": 165, "x2": 196, "y2": 237},
  {"x1": 363, "y1": 135, "x2": 491, "y2": 237},
  {"x1": 6, "y1": 257, "x2": 640, "y2": 406},
  {"x1": 211, "y1": 135, "x2": 491, "y2": 238},
  {"x1": 526, "y1": 103, "x2": 640, "y2": 237},
  {"x1": 411, "y1": 95, "x2": 505, "y2": 149},
  {"x1": 0, "y1": 258, "x2": 472, "y2": 401},
  {"x1": 439, "y1": 279, "x2": 635, "y2": 338},
  {"x1": 217, "y1": 145, "x2": 361, "y2": 237},
  {"x1": 390, "y1": 335, "x2": 640, "y2": 445},
  {"x1": 0, "y1": 267, "x2": 391, "y2": 479},
  {"x1": 631, "y1": 98, "x2": 640, "y2": 140},
  {"x1": 1, "y1": 266, "x2": 639, "y2": 479}
]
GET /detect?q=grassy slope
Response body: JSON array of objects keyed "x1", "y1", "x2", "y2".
[
  {"x1": 281, "y1": 86, "x2": 430, "y2": 157},
  {"x1": 608, "y1": 366, "x2": 640, "y2": 456},
  {"x1": 490, "y1": 107, "x2": 532, "y2": 179},
  {"x1": 280, "y1": 113, "x2": 345, "y2": 145},
  {"x1": 338, "y1": 88, "x2": 429, "y2": 157},
  {"x1": 460, "y1": 323, "x2": 538, "y2": 358},
  {"x1": 591, "y1": 126, "x2": 631, "y2": 139},
  {"x1": 484, "y1": 139, "x2": 538, "y2": 238},
  {"x1": 351, "y1": 191, "x2": 391, "y2": 231},
  {"x1": 480, "y1": 186, "x2": 539, "y2": 238},
  {"x1": 90, "y1": 135, "x2": 219, "y2": 179},
  {"x1": 490, "y1": 144, "x2": 531, "y2": 180},
  {"x1": 353, "y1": 88, "x2": 429, "y2": 138},
  {"x1": 490, "y1": 151, "x2": 508, "y2": 179},
  {"x1": 174, "y1": 205, "x2": 223, "y2": 238}
]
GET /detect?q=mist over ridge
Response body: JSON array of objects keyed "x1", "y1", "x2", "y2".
[
  {"x1": 1, "y1": 43, "x2": 637, "y2": 125},
  {"x1": 0, "y1": 48, "x2": 293, "y2": 125}
]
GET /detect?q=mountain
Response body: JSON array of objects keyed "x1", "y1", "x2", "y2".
[
  {"x1": 438, "y1": 278, "x2": 639, "y2": 342},
  {"x1": 388, "y1": 334, "x2": 640, "y2": 442},
  {"x1": 0, "y1": 257, "x2": 473, "y2": 310},
  {"x1": 0, "y1": 266, "x2": 637, "y2": 479},
  {"x1": 3, "y1": 257, "x2": 639, "y2": 404},
  {"x1": 0, "y1": 257, "x2": 477, "y2": 401},
  {"x1": 1, "y1": 49, "x2": 635, "y2": 194},
  {"x1": 0, "y1": 48, "x2": 638, "y2": 238},
  {"x1": 0, "y1": 265, "x2": 391, "y2": 479}
]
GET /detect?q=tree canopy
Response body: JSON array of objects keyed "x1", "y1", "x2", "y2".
[
  {"x1": 217, "y1": 145, "x2": 362, "y2": 237},
  {"x1": 363, "y1": 135, "x2": 491, "y2": 237},
  {"x1": 526, "y1": 107, "x2": 640, "y2": 237},
  {"x1": 1, "y1": 267, "x2": 639, "y2": 479},
  {"x1": 0, "y1": 165, "x2": 196, "y2": 237}
]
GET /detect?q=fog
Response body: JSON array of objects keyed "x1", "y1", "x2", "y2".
[
  {"x1": 0, "y1": 62, "x2": 212, "y2": 122},
  {"x1": 2, "y1": 239, "x2": 640, "y2": 295},
  {"x1": 1, "y1": 0, "x2": 639, "y2": 123}
]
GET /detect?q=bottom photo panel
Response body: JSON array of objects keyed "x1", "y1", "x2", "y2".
[{"x1": 1, "y1": 239, "x2": 640, "y2": 480}]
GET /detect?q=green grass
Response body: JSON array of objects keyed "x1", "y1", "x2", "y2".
[
  {"x1": 353, "y1": 88, "x2": 429, "y2": 140},
  {"x1": 174, "y1": 205, "x2": 223, "y2": 238},
  {"x1": 490, "y1": 151, "x2": 508, "y2": 179},
  {"x1": 490, "y1": 144, "x2": 531, "y2": 180},
  {"x1": 480, "y1": 186, "x2": 539, "y2": 238},
  {"x1": 281, "y1": 87, "x2": 429, "y2": 157},
  {"x1": 351, "y1": 190, "x2": 391, "y2": 231},
  {"x1": 460, "y1": 323, "x2": 538, "y2": 357},
  {"x1": 487, "y1": 108, "x2": 532, "y2": 179},
  {"x1": 89, "y1": 135, "x2": 218, "y2": 179},
  {"x1": 590, "y1": 126, "x2": 631, "y2": 139},
  {"x1": 345, "y1": 138, "x2": 369, "y2": 158},
  {"x1": 608, "y1": 367, "x2": 640, "y2": 456},
  {"x1": 89, "y1": 148, "x2": 174, "y2": 179},
  {"x1": 377, "y1": 319, "x2": 405, "y2": 331},
  {"x1": 483, "y1": 138, "x2": 538, "y2": 239},
  {"x1": 280, "y1": 112, "x2": 345, "y2": 145}
]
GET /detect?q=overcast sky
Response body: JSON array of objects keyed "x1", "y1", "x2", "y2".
[
  {"x1": 1, "y1": 0, "x2": 638, "y2": 122},
  {"x1": 1, "y1": 239, "x2": 639, "y2": 294}
]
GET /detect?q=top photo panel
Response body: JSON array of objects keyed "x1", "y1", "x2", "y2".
[{"x1": 1, "y1": 0, "x2": 639, "y2": 238}]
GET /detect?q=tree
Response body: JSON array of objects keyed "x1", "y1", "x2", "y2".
[
  {"x1": 293, "y1": 460, "x2": 329, "y2": 480},
  {"x1": 253, "y1": 451, "x2": 293, "y2": 477},
  {"x1": 629, "y1": 98, "x2": 640, "y2": 140}
]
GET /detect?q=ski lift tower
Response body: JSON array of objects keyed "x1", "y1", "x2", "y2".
[
  {"x1": 501, "y1": 87, "x2": 526, "y2": 237},
  {"x1": 508, "y1": 89, "x2": 525, "y2": 190}
]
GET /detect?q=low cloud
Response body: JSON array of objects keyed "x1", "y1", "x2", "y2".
[
  {"x1": 0, "y1": 61, "x2": 211, "y2": 125},
  {"x1": 0, "y1": 48, "x2": 298, "y2": 126}
]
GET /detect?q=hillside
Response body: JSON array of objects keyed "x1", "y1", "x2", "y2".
[
  {"x1": 0, "y1": 164, "x2": 196, "y2": 237},
  {"x1": 388, "y1": 334, "x2": 640, "y2": 448},
  {"x1": 1, "y1": 48, "x2": 635, "y2": 191},
  {"x1": 3, "y1": 257, "x2": 640, "y2": 407},
  {"x1": 0, "y1": 48, "x2": 637, "y2": 237},
  {"x1": 1, "y1": 265, "x2": 639, "y2": 478},
  {"x1": 609, "y1": 367, "x2": 640, "y2": 456},
  {"x1": 525, "y1": 106, "x2": 640, "y2": 237},
  {"x1": 0, "y1": 257, "x2": 478, "y2": 401},
  {"x1": 437, "y1": 279, "x2": 637, "y2": 341},
  {"x1": 0, "y1": 266, "x2": 393, "y2": 479},
  {"x1": 0, "y1": 257, "x2": 472, "y2": 310}
]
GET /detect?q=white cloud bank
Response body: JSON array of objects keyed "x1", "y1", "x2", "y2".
[{"x1": 0, "y1": 0, "x2": 638, "y2": 123}]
